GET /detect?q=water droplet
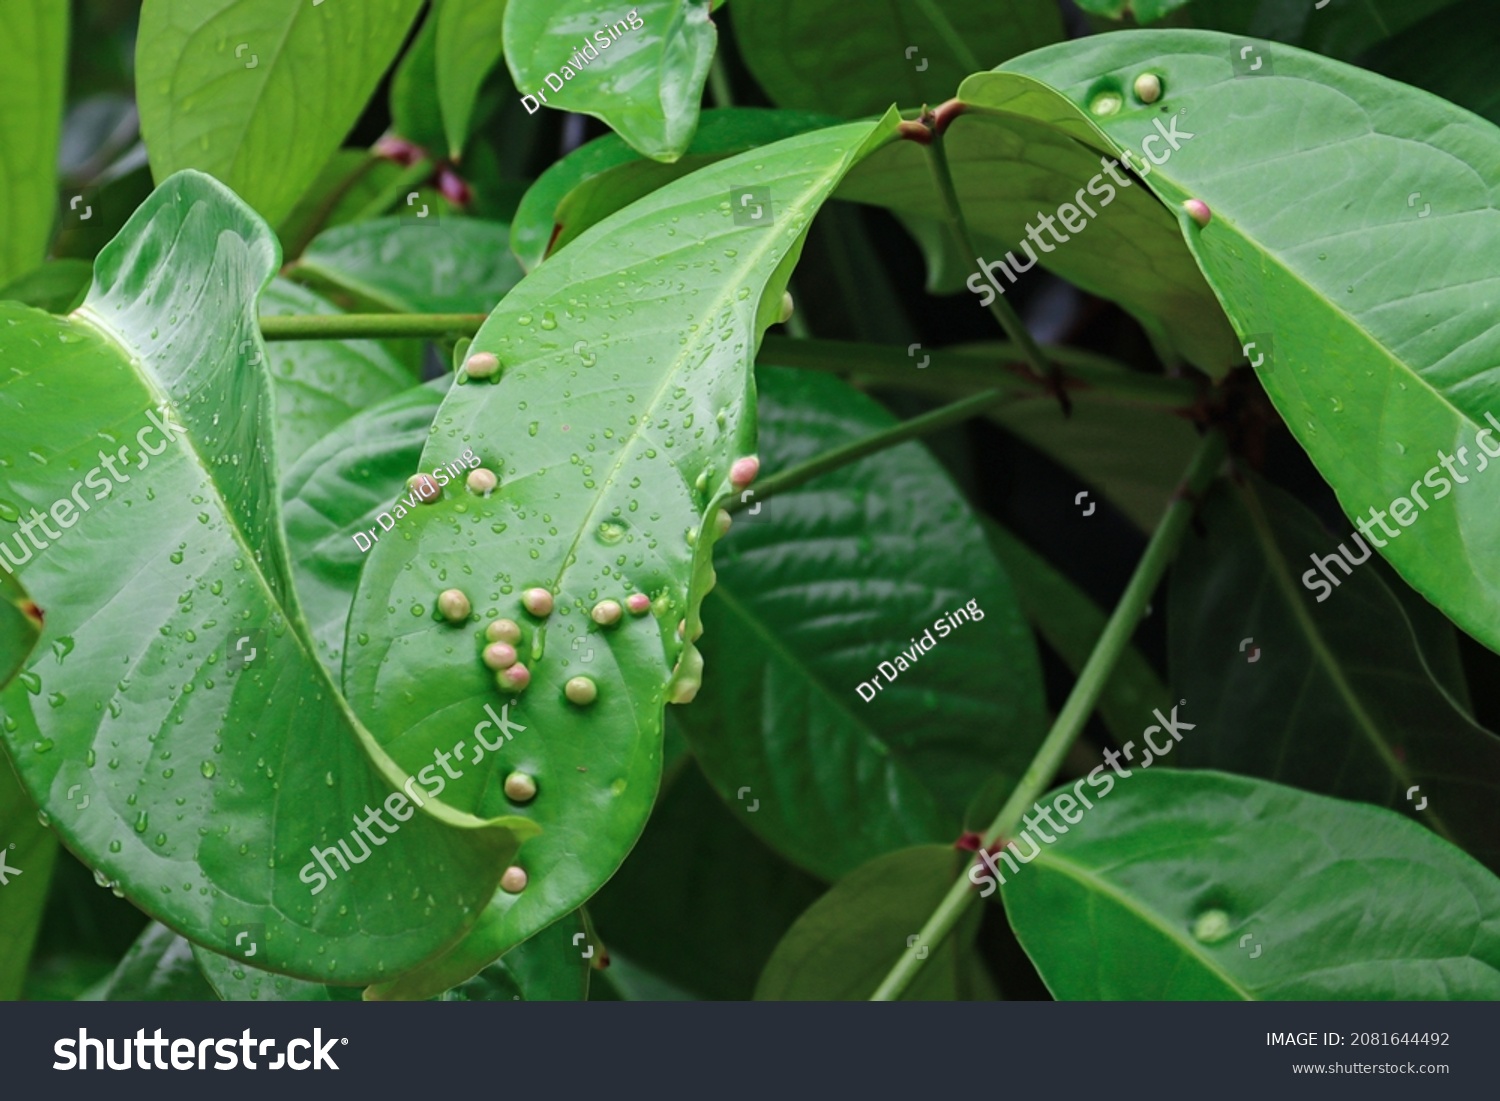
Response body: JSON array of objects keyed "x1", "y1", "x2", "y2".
[{"x1": 201, "y1": 761, "x2": 217, "y2": 779}]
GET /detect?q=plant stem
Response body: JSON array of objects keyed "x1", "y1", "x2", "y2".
[
  {"x1": 260, "y1": 314, "x2": 488, "y2": 341},
  {"x1": 349, "y1": 157, "x2": 434, "y2": 224},
  {"x1": 708, "y1": 53, "x2": 735, "y2": 109},
  {"x1": 925, "y1": 131, "x2": 1056, "y2": 391},
  {"x1": 760, "y1": 335, "x2": 1196, "y2": 409},
  {"x1": 868, "y1": 429, "x2": 1228, "y2": 1002},
  {"x1": 727, "y1": 389, "x2": 1013, "y2": 511}
]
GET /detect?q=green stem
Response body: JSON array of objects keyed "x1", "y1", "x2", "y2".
[
  {"x1": 869, "y1": 429, "x2": 1228, "y2": 1002},
  {"x1": 259, "y1": 314, "x2": 487, "y2": 341},
  {"x1": 760, "y1": 335, "x2": 1196, "y2": 409},
  {"x1": 708, "y1": 53, "x2": 735, "y2": 109},
  {"x1": 350, "y1": 157, "x2": 434, "y2": 224},
  {"x1": 926, "y1": 131, "x2": 1056, "y2": 389},
  {"x1": 727, "y1": 389, "x2": 1013, "y2": 512}
]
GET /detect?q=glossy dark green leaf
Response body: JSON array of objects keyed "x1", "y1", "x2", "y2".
[
  {"x1": 436, "y1": 0, "x2": 512, "y2": 160},
  {"x1": 503, "y1": 0, "x2": 715, "y2": 161},
  {"x1": 1168, "y1": 474, "x2": 1500, "y2": 870},
  {"x1": 1003, "y1": 31, "x2": 1500, "y2": 652},
  {"x1": 680, "y1": 368, "x2": 1046, "y2": 881},
  {"x1": 511, "y1": 108, "x2": 837, "y2": 269},
  {"x1": 0, "y1": 172, "x2": 535, "y2": 982},
  {"x1": 732, "y1": 0, "x2": 1060, "y2": 118},
  {"x1": 984, "y1": 519, "x2": 1167, "y2": 747},
  {"x1": 95, "y1": 923, "x2": 218, "y2": 1001},
  {"x1": 261, "y1": 280, "x2": 417, "y2": 478},
  {"x1": 836, "y1": 73, "x2": 1239, "y2": 373},
  {"x1": 589, "y1": 753, "x2": 826, "y2": 1000},
  {"x1": 0, "y1": 0, "x2": 66, "y2": 284},
  {"x1": 136, "y1": 0, "x2": 425, "y2": 225},
  {"x1": 1169, "y1": 0, "x2": 1460, "y2": 61},
  {"x1": 756, "y1": 845, "x2": 990, "y2": 1000},
  {"x1": 342, "y1": 117, "x2": 902, "y2": 966},
  {"x1": 1002, "y1": 770, "x2": 1500, "y2": 999},
  {"x1": 282, "y1": 384, "x2": 446, "y2": 678},
  {"x1": 0, "y1": 261, "x2": 93, "y2": 315},
  {"x1": 1358, "y1": 0, "x2": 1500, "y2": 127},
  {"x1": 294, "y1": 217, "x2": 525, "y2": 315}
]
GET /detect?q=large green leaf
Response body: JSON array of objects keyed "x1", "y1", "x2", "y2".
[
  {"x1": 436, "y1": 0, "x2": 511, "y2": 160},
  {"x1": 732, "y1": 0, "x2": 1060, "y2": 118},
  {"x1": 282, "y1": 384, "x2": 447, "y2": 678},
  {"x1": 389, "y1": 4, "x2": 446, "y2": 154},
  {"x1": 136, "y1": 0, "x2": 425, "y2": 225},
  {"x1": 0, "y1": 172, "x2": 535, "y2": 983},
  {"x1": 589, "y1": 753, "x2": 826, "y2": 1000},
  {"x1": 836, "y1": 72, "x2": 1240, "y2": 373},
  {"x1": 513, "y1": 110, "x2": 839, "y2": 269},
  {"x1": 95, "y1": 922, "x2": 218, "y2": 1001},
  {"x1": 261, "y1": 279, "x2": 417, "y2": 478},
  {"x1": 680, "y1": 368, "x2": 1046, "y2": 881},
  {"x1": 0, "y1": 0, "x2": 66, "y2": 284},
  {"x1": 756, "y1": 845, "x2": 991, "y2": 1000},
  {"x1": 342, "y1": 117, "x2": 901, "y2": 967},
  {"x1": 503, "y1": 0, "x2": 715, "y2": 161},
  {"x1": 1004, "y1": 31, "x2": 1500, "y2": 652},
  {"x1": 294, "y1": 217, "x2": 525, "y2": 315},
  {"x1": 1003, "y1": 771, "x2": 1500, "y2": 999},
  {"x1": 1169, "y1": 474, "x2": 1500, "y2": 870}
]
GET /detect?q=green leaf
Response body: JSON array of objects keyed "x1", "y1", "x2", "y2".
[
  {"x1": 261, "y1": 280, "x2": 417, "y2": 478},
  {"x1": 1003, "y1": 30, "x2": 1500, "y2": 652},
  {"x1": 294, "y1": 217, "x2": 525, "y2": 315},
  {"x1": 731, "y1": 0, "x2": 1060, "y2": 118},
  {"x1": 1001, "y1": 770, "x2": 1500, "y2": 999},
  {"x1": 136, "y1": 0, "x2": 425, "y2": 225},
  {"x1": 680, "y1": 368, "x2": 1046, "y2": 881},
  {"x1": 836, "y1": 74, "x2": 1240, "y2": 373},
  {"x1": 1168, "y1": 474, "x2": 1500, "y2": 870},
  {"x1": 0, "y1": 750, "x2": 55, "y2": 1001},
  {"x1": 96, "y1": 923, "x2": 218, "y2": 1001},
  {"x1": 282, "y1": 384, "x2": 447, "y2": 678},
  {"x1": 366, "y1": 907, "x2": 591, "y2": 1001},
  {"x1": 390, "y1": 6, "x2": 446, "y2": 153},
  {"x1": 1171, "y1": 0, "x2": 1461, "y2": 61},
  {"x1": 0, "y1": 0, "x2": 67, "y2": 284},
  {"x1": 0, "y1": 261, "x2": 93, "y2": 315},
  {"x1": 503, "y1": 0, "x2": 716, "y2": 161},
  {"x1": 436, "y1": 0, "x2": 512, "y2": 160},
  {"x1": 342, "y1": 116, "x2": 902, "y2": 965},
  {"x1": 0, "y1": 171, "x2": 535, "y2": 983},
  {"x1": 511, "y1": 108, "x2": 837, "y2": 269},
  {"x1": 756, "y1": 845, "x2": 990, "y2": 1000},
  {"x1": 1358, "y1": 0, "x2": 1500, "y2": 127},
  {"x1": 983, "y1": 519, "x2": 1167, "y2": 747},
  {"x1": 589, "y1": 753, "x2": 826, "y2": 1000}
]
